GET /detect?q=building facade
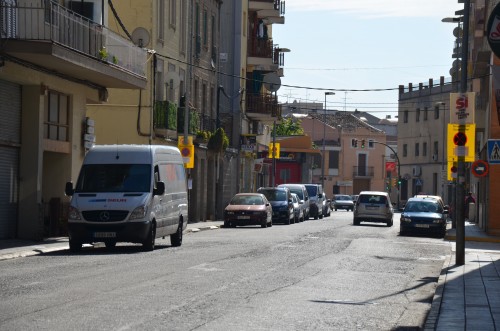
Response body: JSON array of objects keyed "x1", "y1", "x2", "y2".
[{"x1": 0, "y1": 0, "x2": 147, "y2": 239}]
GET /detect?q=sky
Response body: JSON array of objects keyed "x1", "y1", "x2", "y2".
[{"x1": 273, "y1": 0, "x2": 465, "y2": 119}]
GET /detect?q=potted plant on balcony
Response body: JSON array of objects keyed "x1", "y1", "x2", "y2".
[{"x1": 207, "y1": 128, "x2": 229, "y2": 153}]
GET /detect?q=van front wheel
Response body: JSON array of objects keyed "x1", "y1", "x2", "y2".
[
  {"x1": 171, "y1": 220, "x2": 183, "y2": 247},
  {"x1": 143, "y1": 222, "x2": 156, "y2": 251}
]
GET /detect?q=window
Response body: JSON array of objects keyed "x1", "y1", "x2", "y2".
[
  {"x1": 434, "y1": 141, "x2": 439, "y2": 158},
  {"x1": 423, "y1": 142, "x2": 427, "y2": 157},
  {"x1": 403, "y1": 110, "x2": 408, "y2": 123},
  {"x1": 415, "y1": 143, "x2": 419, "y2": 156},
  {"x1": 203, "y1": 9, "x2": 208, "y2": 47},
  {"x1": 424, "y1": 107, "x2": 428, "y2": 121},
  {"x1": 368, "y1": 140, "x2": 374, "y2": 148},
  {"x1": 180, "y1": 1, "x2": 187, "y2": 53},
  {"x1": 434, "y1": 105, "x2": 440, "y2": 119},
  {"x1": 158, "y1": 0, "x2": 165, "y2": 41},
  {"x1": 403, "y1": 144, "x2": 408, "y2": 157},
  {"x1": 169, "y1": 0, "x2": 176, "y2": 28},
  {"x1": 167, "y1": 63, "x2": 176, "y2": 102},
  {"x1": 329, "y1": 151, "x2": 339, "y2": 169},
  {"x1": 416, "y1": 108, "x2": 420, "y2": 122},
  {"x1": 44, "y1": 91, "x2": 69, "y2": 142}
]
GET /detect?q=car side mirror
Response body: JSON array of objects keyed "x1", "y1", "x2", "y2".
[
  {"x1": 65, "y1": 182, "x2": 74, "y2": 196},
  {"x1": 153, "y1": 181, "x2": 165, "y2": 195}
]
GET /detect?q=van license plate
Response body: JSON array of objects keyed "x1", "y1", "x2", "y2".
[{"x1": 94, "y1": 232, "x2": 116, "y2": 238}]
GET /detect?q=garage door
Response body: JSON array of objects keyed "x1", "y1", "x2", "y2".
[{"x1": 0, "y1": 80, "x2": 21, "y2": 239}]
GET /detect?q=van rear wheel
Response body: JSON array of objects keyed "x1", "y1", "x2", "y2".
[
  {"x1": 143, "y1": 222, "x2": 156, "y2": 251},
  {"x1": 170, "y1": 220, "x2": 183, "y2": 247}
]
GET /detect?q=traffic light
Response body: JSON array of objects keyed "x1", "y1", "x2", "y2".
[
  {"x1": 397, "y1": 177, "x2": 402, "y2": 186},
  {"x1": 361, "y1": 139, "x2": 365, "y2": 148}
]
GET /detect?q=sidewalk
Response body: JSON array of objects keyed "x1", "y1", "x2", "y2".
[
  {"x1": 425, "y1": 221, "x2": 500, "y2": 330},
  {"x1": 0, "y1": 220, "x2": 223, "y2": 261},
  {"x1": 2, "y1": 220, "x2": 500, "y2": 330}
]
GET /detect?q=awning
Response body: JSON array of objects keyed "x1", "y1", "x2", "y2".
[{"x1": 280, "y1": 147, "x2": 321, "y2": 154}]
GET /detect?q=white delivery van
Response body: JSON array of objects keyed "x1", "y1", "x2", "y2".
[{"x1": 65, "y1": 145, "x2": 188, "y2": 252}]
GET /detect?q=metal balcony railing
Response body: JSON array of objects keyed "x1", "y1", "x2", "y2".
[
  {"x1": 353, "y1": 166, "x2": 374, "y2": 177},
  {"x1": 0, "y1": 1, "x2": 146, "y2": 76},
  {"x1": 248, "y1": 37, "x2": 274, "y2": 59},
  {"x1": 246, "y1": 92, "x2": 281, "y2": 117}
]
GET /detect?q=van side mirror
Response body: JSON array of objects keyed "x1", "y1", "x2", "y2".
[
  {"x1": 65, "y1": 182, "x2": 74, "y2": 196},
  {"x1": 154, "y1": 181, "x2": 165, "y2": 195},
  {"x1": 318, "y1": 193, "x2": 323, "y2": 198}
]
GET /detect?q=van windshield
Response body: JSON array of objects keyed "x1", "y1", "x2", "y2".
[
  {"x1": 305, "y1": 186, "x2": 318, "y2": 197},
  {"x1": 75, "y1": 164, "x2": 151, "y2": 193}
]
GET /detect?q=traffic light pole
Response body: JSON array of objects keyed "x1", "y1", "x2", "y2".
[
  {"x1": 455, "y1": 0, "x2": 470, "y2": 266},
  {"x1": 371, "y1": 140, "x2": 401, "y2": 210}
]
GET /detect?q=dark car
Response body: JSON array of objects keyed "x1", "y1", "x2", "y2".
[
  {"x1": 333, "y1": 194, "x2": 354, "y2": 211},
  {"x1": 257, "y1": 187, "x2": 295, "y2": 225},
  {"x1": 224, "y1": 193, "x2": 272, "y2": 228},
  {"x1": 399, "y1": 197, "x2": 448, "y2": 237}
]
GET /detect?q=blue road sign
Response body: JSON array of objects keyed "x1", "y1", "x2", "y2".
[{"x1": 488, "y1": 140, "x2": 500, "y2": 164}]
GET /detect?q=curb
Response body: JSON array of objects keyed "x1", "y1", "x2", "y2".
[
  {"x1": 186, "y1": 225, "x2": 220, "y2": 233},
  {"x1": 423, "y1": 252, "x2": 451, "y2": 330},
  {"x1": 444, "y1": 234, "x2": 500, "y2": 243}
]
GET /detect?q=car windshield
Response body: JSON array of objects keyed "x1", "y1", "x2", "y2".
[
  {"x1": 75, "y1": 164, "x2": 151, "y2": 193},
  {"x1": 230, "y1": 195, "x2": 264, "y2": 205},
  {"x1": 288, "y1": 188, "x2": 303, "y2": 199},
  {"x1": 259, "y1": 190, "x2": 286, "y2": 201},
  {"x1": 405, "y1": 201, "x2": 441, "y2": 213}
]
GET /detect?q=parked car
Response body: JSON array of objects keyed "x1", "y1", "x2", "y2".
[
  {"x1": 333, "y1": 194, "x2": 354, "y2": 211},
  {"x1": 277, "y1": 184, "x2": 310, "y2": 220},
  {"x1": 353, "y1": 191, "x2": 394, "y2": 226},
  {"x1": 351, "y1": 195, "x2": 359, "y2": 203},
  {"x1": 400, "y1": 197, "x2": 448, "y2": 237},
  {"x1": 413, "y1": 195, "x2": 449, "y2": 212},
  {"x1": 223, "y1": 193, "x2": 272, "y2": 228},
  {"x1": 291, "y1": 193, "x2": 304, "y2": 223},
  {"x1": 304, "y1": 184, "x2": 329, "y2": 219},
  {"x1": 257, "y1": 187, "x2": 295, "y2": 225}
]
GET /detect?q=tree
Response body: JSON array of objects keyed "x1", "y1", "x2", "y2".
[{"x1": 273, "y1": 117, "x2": 304, "y2": 136}]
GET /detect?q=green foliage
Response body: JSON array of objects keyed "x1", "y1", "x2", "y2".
[
  {"x1": 273, "y1": 117, "x2": 304, "y2": 136},
  {"x1": 177, "y1": 108, "x2": 199, "y2": 134},
  {"x1": 154, "y1": 101, "x2": 177, "y2": 130},
  {"x1": 208, "y1": 128, "x2": 229, "y2": 153},
  {"x1": 195, "y1": 130, "x2": 211, "y2": 142},
  {"x1": 98, "y1": 47, "x2": 108, "y2": 60}
]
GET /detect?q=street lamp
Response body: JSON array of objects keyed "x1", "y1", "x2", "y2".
[{"x1": 323, "y1": 92, "x2": 335, "y2": 189}]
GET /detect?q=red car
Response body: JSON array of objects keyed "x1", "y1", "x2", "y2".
[{"x1": 224, "y1": 193, "x2": 273, "y2": 228}]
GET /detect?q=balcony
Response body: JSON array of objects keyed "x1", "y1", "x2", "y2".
[
  {"x1": 247, "y1": 39, "x2": 288, "y2": 72},
  {"x1": 249, "y1": 0, "x2": 285, "y2": 24},
  {"x1": 353, "y1": 166, "x2": 374, "y2": 178},
  {"x1": 0, "y1": 1, "x2": 147, "y2": 89},
  {"x1": 245, "y1": 92, "x2": 281, "y2": 121}
]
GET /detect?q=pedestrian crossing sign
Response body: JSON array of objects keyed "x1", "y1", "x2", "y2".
[{"x1": 488, "y1": 140, "x2": 500, "y2": 164}]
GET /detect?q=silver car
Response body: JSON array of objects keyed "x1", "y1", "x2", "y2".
[
  {"x1": 353, "y1": 191, "x2": 394, "y2": 226},
  {"x1": 291, "y1": 193, "x2": 304, "y2": 223}
]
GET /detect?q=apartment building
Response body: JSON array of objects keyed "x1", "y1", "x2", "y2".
[{"x1": 0, "y1": 0, "x2": 147, "y2": 239}]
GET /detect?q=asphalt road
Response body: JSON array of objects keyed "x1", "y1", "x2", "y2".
[{"x1": 0, "y1": 211, "x2": 451, "y2": 330}]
